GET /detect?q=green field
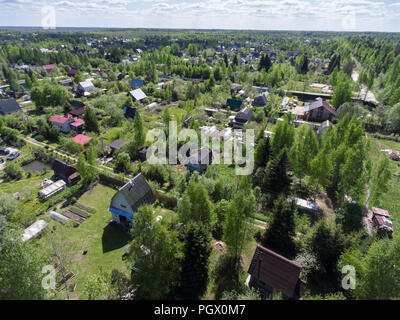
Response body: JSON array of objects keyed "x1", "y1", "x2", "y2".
[
  {"x1": 37, "y1": 183, "x2": 132, "y2": 300},
  {"x1": 369, "y1": 137, "x2": 400, "y2": 234}
]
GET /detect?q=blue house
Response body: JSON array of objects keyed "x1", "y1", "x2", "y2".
[
  {"x1": 109, "y1": 173, "x2": 155, "y2": 229},
  {"x1": 226, "y1": 98, "x2": 243, "y2": 110},
  {"x1": 185, "y1": 146, "x2": 213, "y2": 174},
  {"x1": 123, "y1": 106, "x2": 137, "y2": 119},
  {"x1": 130, "y1": 78, "x2": 144, "y2": 88}
]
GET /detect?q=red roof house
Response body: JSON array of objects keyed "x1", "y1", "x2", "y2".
[
  {"x1": 73, "y1": 134, "x2": 92, "y2": 146},
  {"x1": 42, "y1": 64, "x2": 57, "y2": 73},
  {"x1": 248, "y1": 245, "x2": 305, "y2": 299},
  {"x1": 50, "y1": 115, "x2": 73, "y2": 133},
  {"x1": 70, "y1": 119, "x2": 85, "y2": 132}
]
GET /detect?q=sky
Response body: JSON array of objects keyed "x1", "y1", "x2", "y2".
[{"x1": 0, "y1": 0, "x2": 399, "y2": 32}]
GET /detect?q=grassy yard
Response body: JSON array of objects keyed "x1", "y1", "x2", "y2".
[
  {"x1": 0, "y1": 171, "x2": 53, "y2": 224},
  {"x1": 369, "y1": 137, "x2": 400, "y2": 234},
  {"x1": 37, "y1": 183, "x2": 132, "y2": 300}
]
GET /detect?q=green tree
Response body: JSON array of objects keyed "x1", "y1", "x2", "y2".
[
  {"x1": 130, "y1": 205, "x2": 183, "y2": 299},
  {"x1": 0, "y1": 222, "x2": 47, "y2": 299},
  {"x1": 223, "y1": 178, "x2": 255, "y2": 276},
  {"x1": 308, "y1": 220, "x2": 345, "y2": 292},
  {"x1": 262, "y1": 149, "x2": 291, "y2": 204},
  {"x1": 178, "y1": 180, "x2": 213, "y2": 231},
  {"x1": 332, "y1": 72, "x2": 352, "y2": 109},
  {"x1": 289, "y1": 125, "x2": 319, "y2": 182},
  {"x1": 83, "y1": 106, "x2": 99, "y2": 133},
  {"x1": 115, "y1": 152, "x2": 131, "y2": 173},
  {"x1": 179, "y1": 222, "x2": 212, "y2": 300},
  {"x1": 254, "y1": 137, "x2": 271, "y2": 169},
  {"x1": 261, "y1": 196, "x2": 297, "y2": 259}
]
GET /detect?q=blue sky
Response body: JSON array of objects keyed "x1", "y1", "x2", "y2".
[{"x1": 0, "y1": 0, "x2": 399, "y2": 32}]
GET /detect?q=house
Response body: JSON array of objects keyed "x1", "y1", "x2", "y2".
[
  {"x1": 42, "y1": 64, "x2": 57, "y2": 73},
  {"x1": 226, "y1": 98, "x2": 243, "y2": 110},
  {"x1": 204, "y1": 108, "x2": 218, "y2": 116},
  {"x1": 138, "y1": 146, "x2": 150, "y2": 161},
  {"x1": 78, "y1": 80, "x2": 95, "y2": 95},
  {"x1": 52, "y1": 159, "x2": 80, "y2": 185},
  {"x1": 123, "y1": 106, "x2": 136, "y2": 119},
  {"x1": 67, "y1": 69, "x2": 78, "y2": 77},
  {"x1": 0, "y1": 98, "x2": 22, "y2": 115},
  {"x1": 109, "y1": 139, "x2": 127, "y2": 154},
  {"x1": 131, "y1": 78, "x2": 144, "y2": 88},
  {"x1": 304, "y1": 98, "x2": 336, "y2": 122},
  {"x1": 73, "y1": 134, "x2": 92, "y2": 146},
  {"x1": 50, "y1": 115, "x2": 74, "y2": 133},
  {"x1": 68, "y1": 106, "x2": 85, "y2": 117},
  {"x1": 248, "y1": 245, "x2": 306, "y2": 299},
  {"x1": 128, "y1": 88, "x2": 147, "y2": 102},
  {"x1": 70, "y1": 100, "x2": 85, "y2": 109},
  {"x1": 185, "y1": 146, "x2": 213, "y2": 174},
  {"x1": 371, "y1": 207, "x2": 394, "y2": 238},
  {"x1": 38, "y1": 180, "x2": 67, "y2": 200},
  {"x1": 70, "y1": 118, "x2": 85, "y2": 133},
  {"x1": 59, "y1": 79, "x2": 73, "y2": 87},
  {"x1": 108, "y1": 173, "x2": 156, "y2": 228},
  {"x1": 231, "y1": 107, "x2": 252, "y2": 129},
  {"x1": 252, "y1": 94, "x2": 268, "y2": 107}
]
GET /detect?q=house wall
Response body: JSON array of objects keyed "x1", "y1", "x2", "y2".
[
  {"x1": 308, "y1": 107, "x2": 333, "y2": 122},
  {"x1": 110, "y1": 192, "x2": 133, "y2": 223},
  {"x1": 52, "y1": 121, "x2": 71, "y2": 133}
]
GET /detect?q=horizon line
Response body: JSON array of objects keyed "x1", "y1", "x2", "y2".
[{"x1": 0, "y1": 26, "x2": 398, "y2": 34}]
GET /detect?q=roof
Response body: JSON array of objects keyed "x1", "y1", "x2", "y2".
[
  {"x1": 372, "y1": 207, "x2": 390, "y2": 217},
  {"x1": 253, "y1": 94, "x2": 268, "y2": 107},
  {"x1": 248, "y1": 245, "x2": 303, "y2": 298},
  {"x1": 109, "y1": 139, "x2": 127, "y2": 150},
  {"x1": 70, "y1": 100, "x2": 85, "y2": 108},
  {"x1": 0, "y1": 98, "x2": 21, "y2": 115},
  {"x1": 52, "y1": 159, "x2": 77, "y2": 178},
  {"x1": 68, "y1": 107, "x2": 85, "y2": 116},
  {"x1": 79, "y1": 80, "x2": 95, "y2": 91},
  {"x1": 235, "y1": 107, "x2": 253, "y2": 123},
  {"x1": 43, "y1": 64, "x2": 56, "y2": 71},
  {"x1": 118, "y1": 173, "x2": 155, "y2": 212},
  {"x1": 129, "y1": 88, "x2": 147, "y2": 101},
  {"x1": 374, "y1": 215, "x2": 393, "y2": 229},
  {"x1": 39, "y1": 180, "x2": 66, "y2": 197},
  {"x1": 73, "y1": 134, "x2": 92, "y2": 145},
  {"x1": 131, "y1": 79, "x2": 144, "y2": 87},
  {"x1": 227, "y1": 98, "x2": 243, "y2": 108},
  {"x1": 68, "y1": 69, "x2": 78, "y2": 75},
  {"x1": 22, "y1": 220, "x2": 48, "y2": 242},
  {"x1": 288, "y1": 196, "x2": 318, "y2": 212},
  {"x1": 70, "y1": 119, "x2": 85, "y2": 127},
  {"x1": 306, "y1": 98, "x2": 336, "y2": 116},
  {"x1": 50, "y1": 115, "x2": 70, "y2": 124}
]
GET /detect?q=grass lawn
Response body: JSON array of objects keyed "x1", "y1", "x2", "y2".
[
  {"x1": 369, "y1": 137, "x2": 400, "y2": 234},
  {"x1": 0, "y1": 171, "x2": 53, "y2": 224},
  {"x1": 38, "y1": 183, "x2": 132, "y2": 300}
]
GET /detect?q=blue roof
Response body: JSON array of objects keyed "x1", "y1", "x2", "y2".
[
  {"x1": 109, "y1": 207, "x2": 134, "y2": 219},
  {"x1": 131, "y1": 79, "x2": 144, "y2": 87},
  {"x1": 227, "y1": 99, "x2": 243, "y2": 108}
]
